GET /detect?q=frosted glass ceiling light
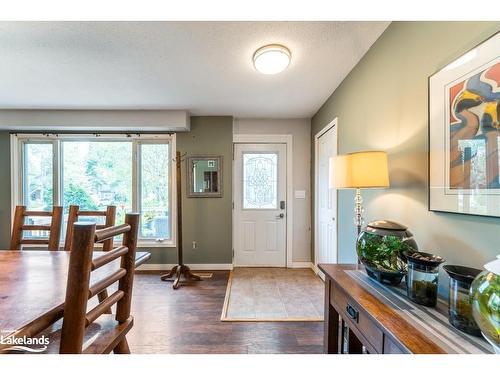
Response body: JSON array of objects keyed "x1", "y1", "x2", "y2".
[{"x1": 253, "y1": 44, "x2": 291, "y2": 75}]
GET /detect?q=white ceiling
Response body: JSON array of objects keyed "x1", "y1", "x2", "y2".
[{"x1": 0, "y1": 21, "x2": 389, "y2": 118}]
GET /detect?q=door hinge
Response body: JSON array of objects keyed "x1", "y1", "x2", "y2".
[
  {"x1": 232, "y1": 202, "x2": 234, "y2": 209},
  {"x1": 232, "y1": 248, "x2": 234, "y2": 260}
]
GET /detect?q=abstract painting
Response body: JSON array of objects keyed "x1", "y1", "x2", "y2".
[
  {"x1": 448, "y1": 62, "x2": 500, "y2": 190},
  {"x1": 429, "y1": 32, "x2": 500, "y2": 217}
]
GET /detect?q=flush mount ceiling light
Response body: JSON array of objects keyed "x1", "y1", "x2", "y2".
[{"x1": 253, "y1": 44, "x2": 291, "y2": 75}]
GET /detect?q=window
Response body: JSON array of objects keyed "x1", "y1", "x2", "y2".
[
  {"x1": 12, "y1": 134, "x2": 175, "y2": 246},
  {"x1": 139, "y1": 143, "x2": 170, "y2": 239},
  {"x1": 23, "y1": 142, "x2": 53, "y2": 209},
  {"x1": 21, "y1": 142, "x2": 54, "y2": 238}
]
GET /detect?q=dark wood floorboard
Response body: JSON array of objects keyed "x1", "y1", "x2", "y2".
[{"x1": 127, "y1": 271, "x2": 324, "y2": 354}]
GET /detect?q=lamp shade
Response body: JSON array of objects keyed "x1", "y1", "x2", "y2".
[{"x1": 330, "y1": 151, "x2": 389, "y2": 189}]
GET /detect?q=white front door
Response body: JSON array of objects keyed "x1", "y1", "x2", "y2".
[
  {"x1": 233, "y1": 143, "x2": 287, "y2": 267},
  {"x1": 316, "y1": 123, "x2": 337, "y2": 271}
]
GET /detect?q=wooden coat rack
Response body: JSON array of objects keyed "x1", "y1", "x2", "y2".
[{"x1": 160, "y1": 151, "x2": 201, "y2": 289}]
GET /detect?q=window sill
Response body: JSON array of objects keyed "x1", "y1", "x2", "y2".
[
  {"x1": 137, "y1": 241, "x2": 176, "y2": 248},
  {"x1": 18, "y1": 241, "x2": 176, "y2": 249}
]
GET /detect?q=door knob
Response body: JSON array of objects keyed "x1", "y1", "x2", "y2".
[{"x1": 276, "y1": 213, "x2": 284, "y2": 219}]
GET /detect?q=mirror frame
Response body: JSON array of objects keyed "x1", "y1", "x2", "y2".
[{"x1": 187, "y1": 155, "x2": 223, "y2": 198}]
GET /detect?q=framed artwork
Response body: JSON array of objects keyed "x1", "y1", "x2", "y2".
[{"x1": 429, "y1": 31, "x2": 500, "y2": 217}]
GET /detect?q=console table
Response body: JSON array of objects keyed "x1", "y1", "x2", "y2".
[{"x1": 319, "y1": 264, "x2": 493, "y2": 354}]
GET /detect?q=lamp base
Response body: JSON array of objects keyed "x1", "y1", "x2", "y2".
[
  {"x1": 354, "y1": 188, "x2": 364, "y2": 265},
  {"x1": 354, "y1": 188, "x2": 364, "y2": 236}
]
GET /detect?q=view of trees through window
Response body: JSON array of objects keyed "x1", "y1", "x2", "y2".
[
  {"x1": 140, "y1": 143, "x2": 170, "y2": 239},
  {"x1": 62, "y1": 141, "x2": 133, "y2": 225},
  {"x1": 21, "y1": 137, "x2": 171, "y2": 241},
  {"x1": 24, "y1": 143, "x2": 53, "y2": 210}
]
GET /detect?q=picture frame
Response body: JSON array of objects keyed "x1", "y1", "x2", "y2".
[
  {"x1": 186, "y1": 155, "x2": 223, "y2": 198},
  {"x1": 429, "y1": 31, "x2": 500, "y2": 217}
]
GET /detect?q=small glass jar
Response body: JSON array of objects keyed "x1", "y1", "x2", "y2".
[
  {"x1": 443, "y1": 265, "x2": 482, "y2": 336},
  {"x1": 404, "y1": 251, "x2": 445, "y2": 307}
]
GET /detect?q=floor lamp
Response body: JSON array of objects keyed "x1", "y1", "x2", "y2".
[{"x1": 330, "y1": 151, "x2": 390, "y2": 236}]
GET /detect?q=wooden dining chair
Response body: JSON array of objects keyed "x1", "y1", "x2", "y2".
[
  {"x1": 40, "y1": 213, "x2": 139, "y2": 354},
  {"x1": 64, "y1": 205, "x2": 116, "y2": 251},
  {"x1": 10, "y1": 205, "x2": 63, "y2": 251},
  {"x1": 64, "y1": 205, "x2": 117, "y2": 312}
]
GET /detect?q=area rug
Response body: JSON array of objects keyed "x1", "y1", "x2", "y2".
[{"x1": 221, "y1": 267, "x2": 324, "y2": 322}]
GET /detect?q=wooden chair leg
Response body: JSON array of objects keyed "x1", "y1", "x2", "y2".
[
  {"x1": 97, "y1": 290, "x2": 112, "y2": 314},
  {"x1": 113, "y1": 338, "x2": 130, "y2": 354}
]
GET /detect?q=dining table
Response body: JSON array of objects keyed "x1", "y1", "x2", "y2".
[{"x1": 0, "y1": 249, "x2": 151, "y2": 349}]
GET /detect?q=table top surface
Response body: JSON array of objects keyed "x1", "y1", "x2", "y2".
[
  {"x1": 0, "y1": 250, "x2": 151, "y2": 335},
  {"x1": 319, "y1": 264, "x2": 492, "y2": 354}
]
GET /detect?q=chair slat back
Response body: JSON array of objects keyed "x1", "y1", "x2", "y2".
[
  {"x1": 59, "y1": 213, "x2": 139, "y2": 354},
  {"x1": 10, "y1": 205, "x2": 63, "y2": 251},
  {"x1": 64, "y1": 205, "x2": 116, "y2": 251}
]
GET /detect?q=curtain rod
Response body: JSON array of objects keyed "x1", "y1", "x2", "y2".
[{"x1": 9, "y1": 131, "x2": 176, "y2": 136}]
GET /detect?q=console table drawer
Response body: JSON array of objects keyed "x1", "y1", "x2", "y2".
[{"x1": 330, "y1": 282, "x2": 384, "y2": 353}]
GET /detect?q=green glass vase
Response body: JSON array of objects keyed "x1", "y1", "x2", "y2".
[{"x1": 470, "y1": 256, "x2": 500, "y2": 354}]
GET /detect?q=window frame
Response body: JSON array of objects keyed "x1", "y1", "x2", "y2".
[{"x1": 10, "y1": 133, "x2": 177, "y2": 248}]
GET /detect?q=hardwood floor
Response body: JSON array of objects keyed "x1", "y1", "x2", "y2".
[{"x1": 127, "y1": 271, "x2": 324, "y2": 354}]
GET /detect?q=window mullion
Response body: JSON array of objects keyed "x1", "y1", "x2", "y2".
[
  {"x1": 53, "y1": 139, "x2": 62, "y2": 206},
  {"x1": 19, "y1": 140, "x2": 26, "y2": 206},
  {"x1": 132, "y1": 140, "x2": 139, "y2": 216}
]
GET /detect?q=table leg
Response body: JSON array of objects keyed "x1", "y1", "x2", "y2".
[
  {"x1": 324, "y1": 278, "x2": 340, "y2": 354},
  {"x1": 347, "y1": 329, "x2": 363, "y2": 354},
  {"x1": 339, "y1": 319, "x2": 347, "y2": 354}
]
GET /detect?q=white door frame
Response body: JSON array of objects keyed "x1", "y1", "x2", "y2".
[
  {"x1": 232, "y1": 134, "x2": 293, "y2": 268},
  {"x1": 314, "y1": 118, "x2": 338, "y2": 274}
]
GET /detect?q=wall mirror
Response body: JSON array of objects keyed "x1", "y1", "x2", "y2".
[{"x1": 187, "y1": 156, "x2": 223, "y2": 198}]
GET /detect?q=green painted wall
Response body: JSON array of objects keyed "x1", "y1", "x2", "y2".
[
  {"x1": 0, "y1": 116, "x2": 233, "y2": 265},
  {"x1": 311, "y1": 22, "x2": 500, "y2": 283},
  {"x1": 160, "y1": 116, "x2": 233, "y2": 265}
]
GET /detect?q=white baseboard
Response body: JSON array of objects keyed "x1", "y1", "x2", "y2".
[
  {"x1": 290, "y1": 262, "x2": 314, "y2": 269},
  {"x1": 311, "y1": 263, "x2": 318, "y2": 273},
  {"x1": 138, "y1": 262, "x2": 315, "y2": 271},
  {"x1": 137, "y1": 263, "x2": 234, "y2": 271}
]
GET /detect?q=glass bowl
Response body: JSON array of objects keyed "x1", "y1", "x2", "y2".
[{"x1": 356, "y1": 220, "x2": 418, "y2": 285}]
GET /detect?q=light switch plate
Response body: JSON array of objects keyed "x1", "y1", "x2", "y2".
[{"x1": 294, "y1": 190, "x2": 306, "y2": 199}]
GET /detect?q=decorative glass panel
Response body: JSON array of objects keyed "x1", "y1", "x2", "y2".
[{"x1": 243, "y1": 152, "x2": 278, "y2": 209}]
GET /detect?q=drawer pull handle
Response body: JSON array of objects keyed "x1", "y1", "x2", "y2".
[{"x1": 346, "y1": 303, "x2": 359, "y2": 323}]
